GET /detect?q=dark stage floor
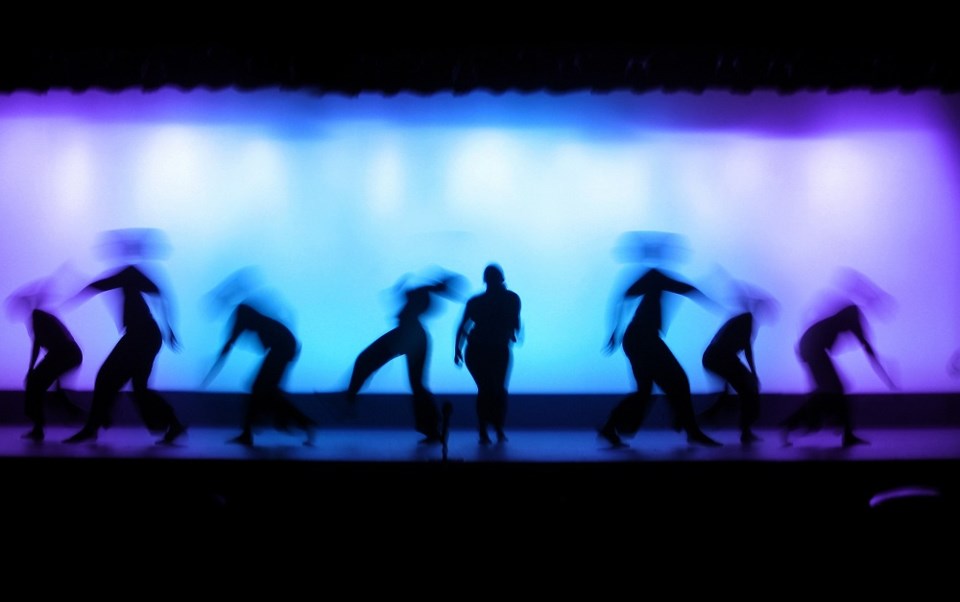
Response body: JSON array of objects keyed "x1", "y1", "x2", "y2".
[
  {"x1": 1, "y1": 424, "x2": 957, "y2": 582},
  {"x1": 3, "y1": 388, "x2": 959, "y2": 572},
  {"x1": 3, "y1": 426, "x2": 958, "y2": 531},
  {"x1": 3, "y1": 424, "x2": 960, "y2": 463}
]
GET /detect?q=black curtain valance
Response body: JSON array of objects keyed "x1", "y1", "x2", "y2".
[{"x1": 2, "y1": 43, "x2": 958, "y2": 95}]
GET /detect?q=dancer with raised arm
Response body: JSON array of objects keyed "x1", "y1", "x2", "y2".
[
  {"x1": 64, "y1": 230, "x2": 186, "y2": 445},
  {"x1": 598, "y1": 233, "x2": 722, "y2": 448},
  {"x1": 347, "y1": 269, "x2": 465, "y2": 444}
]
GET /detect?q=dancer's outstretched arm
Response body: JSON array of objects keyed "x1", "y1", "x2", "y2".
[
  {"x1": 864, "y1": 343, "x2": 896, "y2": 389},
  {"x1": 851, "y1": 310, "x2": 896, "y2": 390},
  {"x1": 202, "y1": 311, "x2": 244, "y2": 387}
]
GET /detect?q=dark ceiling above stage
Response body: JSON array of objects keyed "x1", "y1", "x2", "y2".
[{"x1": 2, "y1": 43, "x2": 959, "y2": 95}]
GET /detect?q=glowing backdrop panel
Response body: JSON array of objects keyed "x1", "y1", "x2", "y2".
[{"x1": 1, "y1": 89, "x2": 959, "y2": 395}]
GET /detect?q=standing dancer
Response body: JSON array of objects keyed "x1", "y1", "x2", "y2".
[{"x1": 454, "y1": 264, "x2": 521, "y2": 444}]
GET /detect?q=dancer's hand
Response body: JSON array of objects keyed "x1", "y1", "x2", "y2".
[
  {"x1": 454, "y1": 348, "x2": 463, "y2": 366},
  {"x1": 871, "y1": 355, "x2": 897, "y2": 390},
  {"x1": 882, "y1": 370, "x2": 898, "y2": 390},
  {"x1": 603, "y1": 333, "x2": 619, "y2": 355},
  {"x1": 167, "y1": 330, "x2": 181, "y2": 352},
  {"x1": 200, "y1": 367, "x2": 217, "y2": 389},
  {"x1": 949, "y1": 349, "x2": 960, "y2": 377},
  {"x1": 201, "y1": 353, "x2": 227, "y2": 388}
]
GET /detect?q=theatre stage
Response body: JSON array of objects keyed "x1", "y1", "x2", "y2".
[{"x1": 1, "y1": 391, "x2": 958, "y2": 571}]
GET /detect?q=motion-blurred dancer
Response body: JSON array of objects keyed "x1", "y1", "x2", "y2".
[
  {"x1": 783, "y1": 269, "x2": 896, "y2": 448},
  {"x1": 6, "y1": 280, "x2": 84, "y2": 442},
  {"x1": 203, "y1": 301, "x2": 316, "y2": 446},
  {"x1": 599, "y1": 233, "x2": 721, "y2": 448},
  {"x1": 64, "y1": 230, "x2": 185, "y2": 445},
  {"x1": 347, "y1": 269, "x2": 465, "y2": 443},
  {"x1": 700, "y1": 285, "x2": 779, "y2": 445}
]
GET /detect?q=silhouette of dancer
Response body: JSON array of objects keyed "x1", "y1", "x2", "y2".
[
  {"x1": 699, "y1": 286, "x2": 779, "y2": 445},
  {"x1": 454, "y1": 264, "x2": 521, "y2": 444},
  {"x1": 202, "y1": 301, "x2": 316, "y2": 447},
  {"x1": 64, "y1": 231, "x2": 186, "y2": 445},
  {"x1": 347, "y1": 269, "x2": 465, "y2": 443},
  {"x1": 599, "y1": 267, "x2": 722, "y2": 447},
  {"x1": 598, "y1": 233, "x2": 721, "y2": 448},
  {"x1": 782, "y1": 302, "x2": 895, "y2": 448},
  {"x1": 782, "y1": 268, "x2": 897, "y2": 448},
  {"x1": 6, "y1": 282, "x2": 84, "y2": 442}
]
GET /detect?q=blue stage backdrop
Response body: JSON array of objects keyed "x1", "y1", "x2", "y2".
[{"x1": 1, "y1": 88, "x2": 959, "y2": 396}]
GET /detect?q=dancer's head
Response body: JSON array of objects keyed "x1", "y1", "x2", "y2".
[
  {"x1": 204, "y1": 266, "x2": 264, "y2": 316},
  {"x1": 832, "y1": 266, "x2": 897, "y2": 320},
  {"x1": 483, "y1": 263, "x2": 505, "y2": 287},
  {"x1": 748, "y1": 295, "x2": 781, "y2": 325},
  {"x1": 4, "y1": 278, "x2": 54, "y2": 323},
  {"x1": 613, "y1": 231, "x2": 690, "y2": 268},
  {"x1": 95, "y1": 228, "x2": 172, "y2": 263},
  {"x1": 438, "y1": 273, "x2": 468, "y2": 299},
  {"x1": 732, "y1": 281, "x2": 780, "y2": 325}
]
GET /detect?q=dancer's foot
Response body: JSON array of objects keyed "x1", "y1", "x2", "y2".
[
  {"x1": 302, "y1": 427, "x2": 317, "y2": 447},
  {"x1": 687, "y1": 431, "x2": 722, "y2": 447},
  {"x1": 699, "y1": 392, "x2": 733, "y2": 424},
  {"x1": 478, "y1": 432, "x2": 492, "y2": 445},
  {"x1": 157, "y1": 422, "x2": 187, "y2": 445},
  {"x1": 740, "y1": 430, "x2": 762, "y2": 445},
  {"x1": 780, "y1": 429, "x2": 793, "y2": 447},
  {"x1": 598, "y1": 424, "x2": 627, "y2": 448},
  {"x1": 63, "y1": 426, "x2": 98, "y2": 443},
  {"x1": 495, "y1": 429, "x2": 508, "y2": 444},
  {"x1": 791, "y1": 416, "x2": 823, "y2": 436},
  {"x1": 21, "y1": 428, "x2": 44, "y2": 442},
  {"x1": 842, "y1": 433, "x2": 869, "y2": 448},
  {"x1": 698, "y1": 407, "x2": 719, "y2": 424},
  {"x1": 699, "y1": 405, "x2": 722, "y2": 424},
  {"x1": 53, "y1": 389, "x2": 85, "y2": 418},
  {"x1": 227, "y1": 432, "x2": 254, "y2": 446}
]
